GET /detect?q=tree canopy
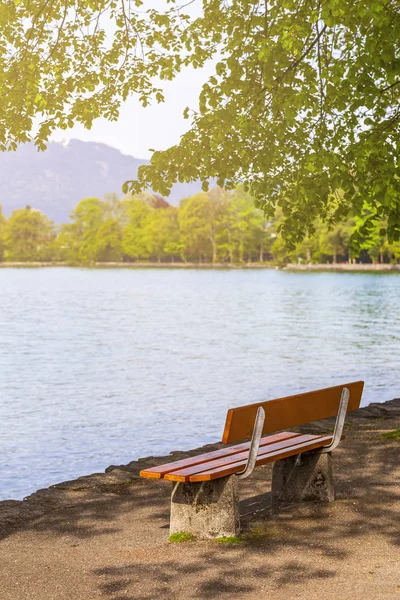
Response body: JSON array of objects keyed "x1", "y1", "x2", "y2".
[
  {"x1": 1, "y1": 190, "x2": 399, "y2": 265},
  {"x1": 1, "y1": 0, "x2": 399, "y2": 247},
  {"x1": 3, "y1": 205, "x2": 54, "y2": 261}
]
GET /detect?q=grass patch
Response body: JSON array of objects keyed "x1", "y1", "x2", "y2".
[
  {"x1": 169, "y1": 532, "x2": 194, "y2": 543},
  {"x1": 382, "y1": 429, "x2": 400, "y2": 440},
  {"x1": 243, "y1": 526, "x2": 281, "y2": 543},
  {"x1": 255, "y1": 526, "x2": 280, "y2": 537},
  {"x1": 216, "y1": 536, "x2": 241, "y2": 544}
]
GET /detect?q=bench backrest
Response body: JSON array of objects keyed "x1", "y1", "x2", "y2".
[{"x1": 222, "y1": 381, "x2": 364, "y2": 444}]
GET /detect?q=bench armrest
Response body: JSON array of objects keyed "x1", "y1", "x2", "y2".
[
  {"x1": 236, "y1": 406, "x2": 265, "y2": 479},
  {"x1": 321, "y1": 387, "x2": 350, "y2": 453}
]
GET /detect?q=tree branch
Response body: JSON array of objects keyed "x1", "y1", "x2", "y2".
[{"x1": 379, "y1": 80, "x2": 400, "y2": 94}]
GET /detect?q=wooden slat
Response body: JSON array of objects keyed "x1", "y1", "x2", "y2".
[
  {"x1": 222, "y1": 381, "x2": 364, "y2": 444},
  {"x1": 189, "y1": 435, "x2": 333, "y2": 482},
  {"x1": 139, "y1": 432, "x2": 300, "y2": 479},
  {"x1": 163, "y1": 434, "x2": 323, "y2": 482}
]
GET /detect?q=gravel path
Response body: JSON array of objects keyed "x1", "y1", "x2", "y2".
[{"x1": 1, "y1": 400, "x2": 399, "y2": 600}]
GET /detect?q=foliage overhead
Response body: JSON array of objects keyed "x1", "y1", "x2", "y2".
[{"x1": 1, "y1": 0, "x2": 399, "y2": 246}]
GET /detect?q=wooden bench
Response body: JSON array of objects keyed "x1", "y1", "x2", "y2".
[{"x1": 140, "y1": 381, "x2": 364, "y2": 539}]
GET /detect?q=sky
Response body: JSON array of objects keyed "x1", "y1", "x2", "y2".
[
  {"x1": 50, "y1": 2, "x2": 214, "y2": 160},
  {"x1": 51, "y1": 65, "x2": 214, "y2": 160}
]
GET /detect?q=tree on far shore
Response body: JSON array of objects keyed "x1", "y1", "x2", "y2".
[
  {"x1": 0, "y1": 186, "x2": 400, "y2": 265},
  {"x1": 0, "y1": 205, "x2": 5, "y2": 261},
  {"x1": 4, "y1": 206, "x2": 54, "y2": 262},
  {"x1": 95, "y1": 219, "x2": 123, "y2": 263},
  {"x1": 57, "y1": 197, "x2": 108, "y2": 263},
  {"x1": 1, "y1": 188, "x2": 400, "y2": 265}
]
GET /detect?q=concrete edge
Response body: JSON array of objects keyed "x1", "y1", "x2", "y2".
[{"x1": 0, "y1": 398, "x2": 399, "y2": 532}]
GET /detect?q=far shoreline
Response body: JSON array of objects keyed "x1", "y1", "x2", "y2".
[
  {"x1": 0, "y1": 261, "x2": 275, "y2": 269},
  {"x1": 0, "y1": 261, "x2": 400, "y2": 271}
]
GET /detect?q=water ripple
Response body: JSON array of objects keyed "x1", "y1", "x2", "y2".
[{"x1": 0, "y1": 268, "x2": 399, "y2": 500}]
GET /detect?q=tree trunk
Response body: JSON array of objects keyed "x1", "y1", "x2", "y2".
[
  {"x1": 228, "y1": 231, "x2": 233, "y2": 264},
  {"x1": 333, "y1": 249, "x2": 337, "y2": 264},
  {"x1": 259, "y1": 244, "x2": 263, "y2": 263},
  {"x1": 210, "y1": 237, "x2": 217, "y2": 264},
  {"x1": 306, "y1": 247, "x2": 311, "y2": 262}
]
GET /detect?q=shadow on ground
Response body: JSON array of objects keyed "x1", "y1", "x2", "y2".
[
  {"x1": 0, "y1": 412, "x2": 399, "y2": 600},
  {"x1": 96, "y1": 426, "x2": 399, "y2": 599}
]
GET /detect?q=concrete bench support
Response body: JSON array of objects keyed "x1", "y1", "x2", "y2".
[
  {"x1": 271, "y1": 450, "x2": 334, "y2": 505},
  {"x1": 170, "y1": 475, "x2": 239, "y2": 539}
]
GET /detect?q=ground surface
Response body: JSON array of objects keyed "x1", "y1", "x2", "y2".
[{"x1": 1, "y1": 400, "x2": 399, "y2": 600}]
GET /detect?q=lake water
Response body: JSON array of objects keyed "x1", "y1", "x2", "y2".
[{"x1": 0, "y1": 268, "x2": 399, "y2": 501}]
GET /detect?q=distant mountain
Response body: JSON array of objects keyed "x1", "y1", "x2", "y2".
[{"x1": 0, "y1": 139, "x2": 203, "y2": 222}]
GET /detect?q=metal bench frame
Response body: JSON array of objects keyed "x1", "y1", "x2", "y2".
[
  {"x1": 237, "y1": 387, "x2": 349, "y2": 479},
  {"x1": 144, "y1": 383, "x2": 363, "y2": 539}
]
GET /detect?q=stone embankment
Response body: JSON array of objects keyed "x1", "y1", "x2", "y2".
[
  {"x1": 1, "y1": 398, "x2": 399, "y2": 527},
  {"x1": 285, "y1": 263, "x2": 400, "y2": 271}
]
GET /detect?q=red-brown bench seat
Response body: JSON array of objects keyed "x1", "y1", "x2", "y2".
[{"x1": 140, "y1": 432, "x2": 333, "y2": 482}]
